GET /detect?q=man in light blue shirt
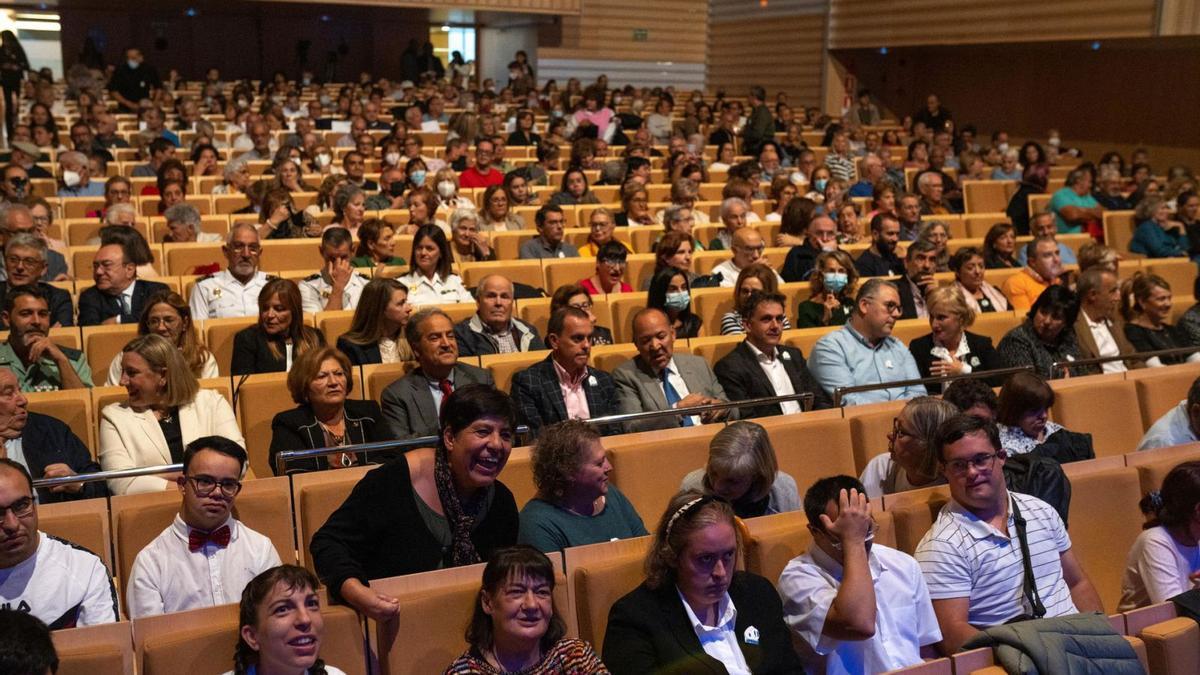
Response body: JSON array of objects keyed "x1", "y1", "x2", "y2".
[
  {"x1": 55, "y1": 151, "x2": 105, "y2": 198},
  {"x1": 1136, "y1": 377, "x2": 1200, "y2": 451},
  {"x1": 809, "y1": 279, "x2": 926, "y2": 406}
]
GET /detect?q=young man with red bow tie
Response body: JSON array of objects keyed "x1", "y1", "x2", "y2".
[{"x1": 127, "y1": 435, "x2": 280, "y2": 618}]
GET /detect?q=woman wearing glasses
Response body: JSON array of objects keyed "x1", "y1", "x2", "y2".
[
  {"x1": 859, "y1": 397, "x2": 958, "y2": 499},
  {"x1": 100, "y1": 334, "x2": 245, "y2": 495},
  {"x1": 106, "y1": 291, "x2": 218, "y2": 385},
  {"x1": 579, "y1": 241, "x2": 632, "y2": 295},
  {"x1": 550, "y1": 285, "x2": 614, "y2": 345},
  {"x1": 127, "y1": 435, "x2": 281, "y2": 618}
]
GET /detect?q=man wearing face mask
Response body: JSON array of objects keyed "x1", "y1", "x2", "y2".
[
  {"x1": 896, "y1": 240, "x2": 940, "y2": 320},
  {"x1": 55, "y1": 151, "x2": 103, "y2": 198},
  {"x1": 365, "y1": 167, "x2": 408, "y2": 211},
  {"x1": 782, "y1": 215, "x2": 840, "y2": 283},
  {"x1": 712, "y1": 228, "x2": 783, "y2": 288},
  {"x1": 108, "y1": 47, "x2": 161, "y2": 113}
]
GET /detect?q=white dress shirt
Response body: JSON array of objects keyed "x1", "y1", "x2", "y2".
[
  {"x1": 127, "y1": 514, "x2": 281, "y2": 618},
  {"x1": 676, "y1": 588, "x2": 751, "y2": 675},
  {"x1": 190, "y1": 270, "x2": 271, "y2": 320},
  {"x1": 746, "y1": 342, "x2": 800, "y2": 414},
  {"x1": 299, "y1": 271, "x2": 369, "y2": 315},
  {"x1": 1084, "y1": 311, "x2": 1126, "y2": 373},
  {"x1": 661, "y1": 358, "x2": 701, "y2": 426}
]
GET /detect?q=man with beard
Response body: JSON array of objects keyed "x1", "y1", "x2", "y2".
[
  {"x1": 782, "y1": 215, "x2": 839, "y2": 283},
  {"x1": 190, "y1": 224, "x2": 273, "y2": 319},
  {"x1": 855, "y1": 213, "x2": 906, "y2": 277},
  {"x1": 0, "y1": 287, "x2": 90, "y2": 392}
]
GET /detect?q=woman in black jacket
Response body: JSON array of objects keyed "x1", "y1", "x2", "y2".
[
  {"x1": 603, "y1": 491, "x2": 801, "y2": 674},
  {"x1": 648, "y1": 266, "x2": 702, "y2": 339},
  {"x1": 231, "y1": 278, "x2": 325, "y2": 375},
  {"x1": 909, "y1": 285, "x2": 1002, "y2": 394},
  {"x1": 336, "y1": 277, "x2": 413, "y2": 366},
  {"x1": 268, "y1": 346, "x2": 389, "y2": 475}
]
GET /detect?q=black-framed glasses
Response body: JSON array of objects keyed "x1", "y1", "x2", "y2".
[
  {"x1": 568, "y1": 301, "x2": 593, "y2": 311},
  {"x1": 944, "y1": 451, "x2": 1000, "y2": 476},
  {"x1": 0, "y1": 495, "x2": 36, "y2": 519},
  {"x1": 183, "y1": 475, "x2": 242, "y2": 497}
]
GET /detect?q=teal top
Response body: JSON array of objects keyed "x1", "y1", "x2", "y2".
[
  {"x1": 351, "y1": 255, "x2": 406, "y2": 268},
  {"x1": 517, "y1": 484, "x2": 648, "y2": 554},
  {"x1": 1047, "y1": 187, "x2": 1100, "y2": 234},
  {"x1": 0, "y1": 341, "x2": 93, "y2": 392}
]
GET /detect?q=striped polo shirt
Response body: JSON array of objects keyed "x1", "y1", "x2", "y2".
[{"x1": 914, "y1": 492, "x2": 1076, "y2": 626}]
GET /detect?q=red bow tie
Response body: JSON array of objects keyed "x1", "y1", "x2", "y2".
[{"x1": 188, "y1": 525, "x2": 231, "y2": 552}]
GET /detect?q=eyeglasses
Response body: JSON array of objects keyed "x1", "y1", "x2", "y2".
[
  {"x1": 184, "y1": 475, "x2": 243, "y2": 497},
  {"x1": 6, "y1": 255, "x2": 43, "y2": 269},
  {"x1": 891, "y1": 417, "x2": 914, "y2": 441},
  {"x1": 0, "y1": 496, "x2": 35, "y2": 519},
  {"x1": 568, "y1": 301, "x2": 593, "y2": 311},
  {"x1": 944, "y1": 451, "x2": 1000, "y2": 476}
]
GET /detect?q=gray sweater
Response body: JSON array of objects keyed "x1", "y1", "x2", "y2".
[{"x1": 680, "y1": 469, "x2": 801, "y2": 515}]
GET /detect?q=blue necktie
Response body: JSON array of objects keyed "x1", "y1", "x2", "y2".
[{"x1": 661, "y1": 368, "x2": 693, "y2": 427}]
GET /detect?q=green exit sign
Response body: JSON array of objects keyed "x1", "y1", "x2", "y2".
[{"x1": 632, "y1": 28, "x2": 648, "y2": 41}]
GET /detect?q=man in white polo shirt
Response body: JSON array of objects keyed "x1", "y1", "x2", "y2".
[
  {"x1": 127, "y1": 435, "x2": 280, "y2": 618},
  {"x1": 780, "y1": 475, "x2": 941, "y2": 674},
  {"x1": 0, "y1": 458, "x2": 116, "y2": 629},
  {"x1": 914, "y1": 414, "x2": 1102, "y2": 654}
]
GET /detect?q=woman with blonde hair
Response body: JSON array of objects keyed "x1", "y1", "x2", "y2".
[
  {"x1": 796, "y1": 250, "x2": 858, "y2": 329},
  {"x1": 680, "y1": 421, "x2": 800, "y2": 518},
  {"x1": 100, "y1": 334, "x2": 244, "y2": 495},
  {"x1": 106, "y1": 290, "x2": 218, "y2": 384},
  {"x1": 1121, "y1": 273, "x2": 1200, "y2": 367},
  {"x1": 909, "y1": 284, "x2": 1002, "y2": 393},
  {"x1": 859, "y1": 396, "x2": 958, "y2": 498}
]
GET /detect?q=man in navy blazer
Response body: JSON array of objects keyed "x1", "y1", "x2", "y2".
[
  {"x1": 511, "y1": 307, "x2": 619, "y2": 438},
  {"x1": 714, "y1": 291, "x2": 833, "y2": 418},
  {"x1": 0, "y1": 368, "x2": 104, "y2": 503},
  {"x1": 77, "y1": 243, "x2": 169, "y2": 326}
]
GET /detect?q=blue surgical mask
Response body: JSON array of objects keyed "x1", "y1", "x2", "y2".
[
  {"x1": 663, "y1": 290, "x2": 690, "y2": 311},
  {"x1": 814, "y1": 178, "x2": 828, "y2": 192},
  {"x1": 824, "y1": 272, "x2": 848, "y2": 293},
  {"x1": 409, "y1": 169, "x2": 427, "y2": 185}
]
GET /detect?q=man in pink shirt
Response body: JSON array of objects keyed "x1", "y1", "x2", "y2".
[
  {"x1": 511, "y1": 307, "x2": 620, "y2": 438},
  {"x1": 458, "y1": 138, "x2": 505, "y2": 189}
]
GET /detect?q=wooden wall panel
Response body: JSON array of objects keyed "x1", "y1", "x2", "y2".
[
  {"x1": 539, "y1": 0, "x2": 708, "y2": 63},
  {"x1": 708, "y1": 14, "x2": 826, "y2": 106},
  {"x1": 255, "y1": 0, "x2": 581, "y2": 14},
  {"x1": 829, "y1": 0, "x2": 1156, "y2": 49},
  {"x1": 1160, "y1": 0, "x2": 1200, "y2": 36}
]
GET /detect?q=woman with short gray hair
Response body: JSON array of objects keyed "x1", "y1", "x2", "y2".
[{"x1": 679, "y1": 421, "x2": 800, "y2": 518}]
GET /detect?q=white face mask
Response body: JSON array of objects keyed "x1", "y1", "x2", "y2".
[
  {"x1": 997, "y1": 142, "x2": 1009, "y2": 153},
  {"x1": 820, "y1": 240, "x2": 839, "y2": 252},
  {"x1": 291, "y1": 157, "x2": 302, "y2": 168},
  {"x1": 316, "y1": 153, "x2": 332, "y2": 166},
  {"x1": 127, "y1": 60, "x2": 140, "y2": 70},
  {"x1": 62, "y1": 169, "x2": 81, "y2": 187},
  {"x1": 1048, "y1": 136, "x2": 1061, "y2": 147},
  {"x1": 385, "y1": 152, "x2": 401, "y2": 166},
  {"x1": 437, "y1": 180, "x2": 457, "y2": 198}
]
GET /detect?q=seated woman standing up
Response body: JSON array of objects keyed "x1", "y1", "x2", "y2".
[
  {"x1": 100, "y1": 334, "x2": 244, "y2": 495},
  {"x1": 310, "y1": 385, "x2": 521, "y2": 621},
  {"x1": 859, "y1": 396, "x2": 958, "y2": 499},
  {"x1": 231, "y1": 278, "x2": 326, "y2": 375},
  {"x1": 268, "y1": 346, "x2": 389, "y2": 475},
  {"x1": 518, "y1": 420, "x2": 647, "y2": 554},
  {"x1": 106, "y1": 291, "x2": 218, "y2": 385},
  {"x1": 995, "y1": 370, "x2": 1095, "y2": 464},
  {"x1": 337, "y1": 278, "x2": 413, "y2": 366},
  {"x1": 603, "y1": 491, "x2": 802, "y2": 675},
  {"x1": 680, "y1": 421, "x2": 801, "y2": 518},
  {"x1": 1122, "y1": 273, "x2": 1200, "y2": 367},
  {"x1": 446, "y1": 546, "x2": 609, "y2": 674},
  {"x1": 1118, "y1": 461, "x2": 1200, "y2": 611}
]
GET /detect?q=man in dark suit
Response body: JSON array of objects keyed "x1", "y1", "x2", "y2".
[
  {"x1": 380, "y1": 307, "x2": 493, "y2": 440},
  {"x1": 511, "y1": 307, "x2": 619, "y2": 438},
  {"x1": 0, "y1": 367, "x2": 104, "y2": 503},
  {"x1": 0, "y1": 233, "x2": 72, "y2": 328},
  {"x1": 714, "y1": 291, "x2": 832, "y2": 418},
  {"x1": 612, "y1": 308, "x2": 734, "y2": 433},
  {"x1": 77, "y1": 243, "x2": 169, "y2": 326},
  {"x1": 895, "y1": 239, "x2": 939, "y2": 320}
]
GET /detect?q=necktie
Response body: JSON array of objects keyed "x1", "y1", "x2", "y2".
[
  {"x1": 660, "y1": 368, "x2": 693, "y2": 427},
  {"x1": 119, "y1": 293, "x2": 130, "y2": 315},
  {"x1": 439, "y1": 379, "x2": 453, "y2": 398},
  {"x1": 188, "y1": 525, "x2": 231, "y2": 552}
]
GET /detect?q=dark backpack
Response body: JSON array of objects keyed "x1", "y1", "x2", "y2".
[{"x1": 1003, "y1": 453, "x2": 1072, "y2": 526}]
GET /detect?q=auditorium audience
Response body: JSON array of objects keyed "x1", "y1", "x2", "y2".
[
  {"x1": 578, "y1": 207, "x2": 629, "y2": 258},
  {"x1": 1138, "y1": 375, "x2": 1200, "y2": 451},
  {"x1": 712, "y1": 228, "x2": 779, "y2": 288},
  {"x1": 1122, "y1": 273, "x2": 1200, "y2": 366},
  {"x1": 0, "y1": 234, "x2": 72, "y2": 328},
  {"x1": 454, "y1": 275, "x2": 545, "y2": 357},
  {"x1": 449, "y1": 207, "x2": 496, "y2": 263},
  {"x1": 1015, "y1": 211, "x2": 1079, "y2": 266},
  {"x1": 231, "y1": 279, "x2": 325, "y2": 375},
  {"x1": 397, "y1": 224, "x2": 473, "y2": 304},
  {"x1": 909, "y1": 285, "x2": 1002, "y2": 393},
  {"x1": 860, "y1": 397, "x2": 957, "y2": 498},
  {"x1": 520, "y1": 204, "x2": 579, "y2": 260},
  {"x1": 995, "y1": 371, "x2": 1094, "y2": 463},
  {"x1": 190, "y1": 224, "x2": 272, "y2": 319},
  {"x1": 512, "y1": 307, "x2": 620, "y2": 437},
  {"x1": 780, "y1": 476, "x2": 941, "y2": 673},
  {"x1": 519, "y1": 420, "x2": 646, "y2": 553},
  {"x1": 548, "y1": 167, "x2": 600, "y2": 207},
  {"x1": 951, "y1": 246, "x2": 1009, "y2": 315},
  {"x1": 447, "y1": 546, "x2": 608, "y2": 674},
  {"x1": 603, "y1": 490, "x2": 802, "y2": 674},
  {"x1": 580, "y1": 241, "x2": 632, "y2": 295},
  {"x1": 228, "y1": 565, "x2": 349, "y2": 675},
  {"x1": 381, "y1": 308, "x2": 494, "y2": 440},
  {"x1": 336, "y1": 277, "x2": 414, "y2": 366},
  {"x1": 723, "y1": 263, "x2": 794, "y2": 334},
  {"x1": 810, "y1": 279, "x2": 925, "y2": 405},
  {"x1": 997, "y1": 286, "x2": 1091, "y2": 379},
  {"x1": 854, "y1": 212, "x2": 906, "y2": 277},
  {"x1": 1118, "y1": 460, "x2": 1200, "y2": 610},
  {"x1": 914, "y1": 414, "x2": 1102, "y2": 654},
  {"x1": 782, "y1": 214, "x2": 839, "y2": 283},
  {"x1": 106, "y1": 290, "x2": 218, "y2": 384},
  {"x1": 1001, "y1": 236, "x2": 1065, "y2": 312},
  {"x1": 645, "y1": 230, "x2": 696, "y2": 290},
  {"x1": 311, "y1": 385, "x2": 520, "y2": 620},
  {"x1": 0, "y1": 286, "x2": 91, "y2": 391},
  {"x1": 128, "y1": 435, "x2": 280, "y2": 618},
  {"x1": 480, "y1": 183, "x2": 524, "y2": 232},
  {"x1": 1074, "y1": 267, "x2": 1143, "y2": 372},
  {"x1": 941, "y1": 377, "x2": 1000, "y2": 420},
  {"x1": 680, "y1": 421, "x2": 801, "y2": 518},
  {"x1": 614, "y1": 308, "x2": 731, "y2": 431},
  {"x1": 711, "y1": 197, "x2": 749, "y2": 250},
  {"x1": 551, "y1": 284, "x2": 614, "y2": 345},
  {"x1": 78, "y1": 243, "x2": 170, "y2": 325},
  {"x1": 300, "y1": 227, "x2": 369, "y2": 314},
  {"x1": 0, "y1": 458, "x2": 117, "y2": 628},
  {"x1": 1048, "y1": 167, "x2": 1104, "y2": 237}
]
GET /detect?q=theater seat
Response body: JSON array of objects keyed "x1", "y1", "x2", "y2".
[
  {"x1": 606, "y1": 424, "x2": 722, "y2": 523},
  {"x1": 571, "y1": 551, "x2": 644, "y2": 651},
  {"x1": 1051, "y1": 379, "x2": 1142, "y2": 458},
  {"x1": 291, "y1": 465, "x2": 378, "y2": 571},
  {"x1": 1138, "y1": 617, "x2": 1198, "y2": 675},
  {"x1": 39, "y1": 497, "x2": 113, "y2": 573},
  {"x1": 52, "y1": 621, "x2": 134, "y2": 675},
  {"x1": 1127, "y1": 445, "x2": 1200, "y2": 495},
  {"x1": 880, "y1": 485, "x2": 951, "y2": 555},
  {"x1": 743, "y1": 511, "x2": 811, "y2": 583},
  {"x1": 1065, "y1": 467, "x2": 1143, "y2": 612},
  {"x1": 1128, "y1": 362, "x2": 1200, "y2": 429},
  {"x1": 25, "y1": 388, "x2": 94, "y2": 458},
  {"x1": 233, "y1": 372, "x2": 294, "y2": 477},
  {"x1": 503, "y1": 446, "x2": 537, "y2": 508},
  {"x1": 755, "y1": 414, "x2": 856, "y2": 492},
  {"x1": 82, "y1": 324, "x2": 140, "y2": 381},
  {"x1": 481, "y1": 349, "x2": 550, "y2": 393}
]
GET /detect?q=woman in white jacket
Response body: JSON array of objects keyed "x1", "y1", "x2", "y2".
[{"x1": 100, "y1": 334, "x2": 244, "y2": 495}]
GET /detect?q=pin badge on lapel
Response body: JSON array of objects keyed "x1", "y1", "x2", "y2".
[{"x1": 744, "y1": 626, "x2": 760, "y2": 645}]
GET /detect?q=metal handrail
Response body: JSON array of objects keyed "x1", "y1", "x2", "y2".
[
  {"x1": 1051, "y1": 345, "x2": 1200, "y2": 374},
  {"x1": 34, "y1": 463, "x2": 182, "y2": 489},
  {"x1": 586, "y1": 392, "x2": 816, "y2": 426},
  {"x1": 832, "y1": 366, "x2": 1034, "y2": 406}
]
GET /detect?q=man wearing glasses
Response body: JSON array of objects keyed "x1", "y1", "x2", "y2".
[
  {"x1": 779, "y1": 475, "x2": 941, "y2": 673},
  {"x1": 810, "y1": 279, "x2": 925, "y2": 405},
  {"x1": 914, "y1": 415, "x2": 1102, "y2": 655},
  {"x1": 126, "y1": 435, "x2": 280, "y2": 618},
  {"x1": 190, "y1": 224, "x2": 273, "y2": 319},
  {"x1": 1, "y1": 204, "x2": 68, "y2": 282},
  {"x1": 0, "y1": 458, "x2": 117, "y2": 629},
  {"x1": 0, "y1": 234, "x2": 72, "y2": 328},
  {"x1": 458, "y1": 138, "x2": 505, "y2": 189},
  {"x1": 712, "y1": 228, "x2": 782, "y2": 288},
  {"x1": 77, "y1": 243, "x2": 169, "y2": 326}
]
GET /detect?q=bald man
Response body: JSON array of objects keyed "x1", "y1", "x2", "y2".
[
  {"x1": 712, "y1": 228, "x2": 784, "y2": 287},
  {"x1": 453, "y1": 275, "x2": 545, "y2": 357}
]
